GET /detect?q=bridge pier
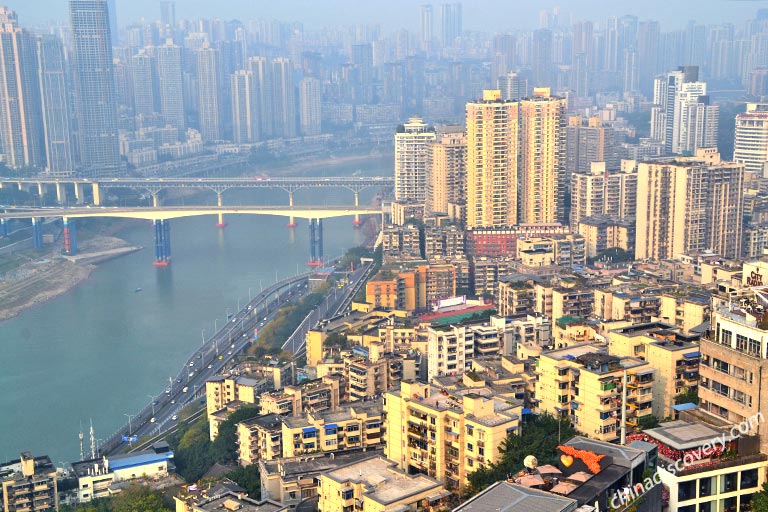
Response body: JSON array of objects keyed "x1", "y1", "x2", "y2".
[
  {"x1": 216, "y1": 193, "x2": 226, "y2": 228},
  {"x1": 55, "y1": 183, "x2": 67, "y2": 205},
  {"x1": 152, "y1": 219, "x2": 171, "y2": 267},
  {"x1": 287, "y1": 192, "x2": 297, "y2": 228},
  {"x1": 62, "y1": 217, "x2": 77, "y2": 255},
  {"x1": 353, "y1": 192, "x2": 361, "y2": 226},
  {"x1": 0, "y1": 218, "x2": 8, "y2": 238},
  {"x1": 308, "y1": 218, "x2": 324, "y2": 267},
  {"x1": 31, "y1": 217, "x2": 43, "y2": 250},
  {"x1": 152, "y1": 193, "x2": 160, "y2": 208},
  {"x1": 92, "y1": 183, "x2": 101, "y2": 206},
  {"x1": 37, "y1": 182, "x2": 44, "y2": 198},
  {"x1": 74, "y1": 183, "x2": 84, "y2": 204}
]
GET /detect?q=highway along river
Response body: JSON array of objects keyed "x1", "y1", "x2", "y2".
[{"x1": 0, "y1": 156, "x2": 389, "y2": 464}]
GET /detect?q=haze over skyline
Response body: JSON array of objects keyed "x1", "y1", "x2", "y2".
[{"x1": 8, "y1": 0, "x2": 768, "y2": 30}]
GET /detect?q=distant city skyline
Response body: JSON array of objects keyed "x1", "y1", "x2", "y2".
[{"x1": 4, "y1": 0, "x2": 768, "y2": 31}]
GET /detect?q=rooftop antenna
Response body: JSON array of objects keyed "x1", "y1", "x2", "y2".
[
  {"x1": 79, "y1": 423, "x2": 85, "y2": 462},
  {"x1": 89, "y1": 419, "x2": 97, "y2": 460}
]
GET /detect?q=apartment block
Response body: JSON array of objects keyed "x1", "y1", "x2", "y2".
[
  {"x1": 577, "y1": 215, "x2": 635, "y2": 257},
  {"x1": 384, "y1": 381, "x2": 521, "y2": 488},
  {"x1": 395, "y1": 117, "x2": 436, "y2": 203},
  {"x1": 536, "y1": 344, "x2": 654, "y2": 442},
  {"x1": 318, "y1": 456, "x2": 446, "y2": 512},
  {"x1": 607, "y1": 322, "x2": 701, "y2": 418},
  {"x1": 0, "y1": 453, "x2": 57, "y2": 512},
  {"x1": 570, "y1": 161, "x2": 637, "y2": 229},
  {"x1": 259, "y1": 376, "x2": 341, "y2": 417},
  {"x1": 497, "y1": 278, "x2": 536, "y2": 317},
  {"x1": 658, "y1": 293, "x2": 710, "y2": 334},
  {"x1": 206, "y1": 375, "x2": 265, "y2": 416},
  {"x1": 365, "y1": 264, "x2": 456, "y2": 312},
  {"x1": 236, "y1": 414, "x2": 283, "y2": 467},
  {"x1": 516, "y1": 235, "x2": 586, "y2": 269},
  {"x1": 635, "y1": 150, "x2": 744, "y2": 261},
  {"x1": 425, "y1": 125, "x2": 466, "y2": 218},
  {"x1": 471, "y1": 257, "x2": 514, "y2": 297}
]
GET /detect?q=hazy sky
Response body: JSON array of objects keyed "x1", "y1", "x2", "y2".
[{"x1": 7, "y1": 0, "x2": 768, "y2": 31}]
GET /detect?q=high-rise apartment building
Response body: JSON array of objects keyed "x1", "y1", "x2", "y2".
[
  {"x1": 0, "y1": 8, "x2": 45, "y2": 170},
  {"x1": 425, "y1": 125, "x2": 465, "y2": 217},
  {"x1": 519, "y1": 88, "x2": 566, "y2": 224},
  {"x1": 131, "y1": 50, "x2": 156, "y2": 117},
  {"x1": 155, "y1": 40, "x2": 184, "y2": 135},
  {"x1": 439, "y1": 2, "x2": 462, "y2": 46},
  {"x1": 69, "y1": 0, "x2": 121, "y2": 175},
  {"x1": 734, "y1": 103, "x2": 768, "y2": 178},
  {"x1": 247, "y1": 57, "x2": 274, "y2": 139},
  {"x1": 298, "y1": 77, "x2": 321, "y2": 137},
  {"x1": 272, "y1": 57, "x2": 296, "y2": 139},
  {"x1": 419, "y1": 4, "x2": 433, "y2": 50},
  {"x1": 465, "y1": 90, "x2": 518, "y2": 228},
  {"x1": 0, "y1": 453, "x2": 58, "y2": 512},
  {"x1": 230, "y1": 70, "x2": 259, "y2": 143},
  {"x1": 635, "y1": 149, "x2": 744, "y2": 261},
  {"x1": 196, "y1": 43, "x2": 221, "y2": 141},
  {"x1": 651, "y1": 66, "x2": 718, "y2": 155},
  {"x1": 565, "y1": 116, "x2": 618, "y2": 174},
  {"x1": 496, "y1": 71, "x2": 528, "y2": 101},
  {"x1": 159, "y1": 1, "x2": 175, "y2": 33},
  {"x1": 570, "y1": 161, "x2": 637, "y2": 228},
  {"x1": 36, "y1": 34, "x2": 74, "y2": 176},
  {"x1": 531, "y1": 29, "x2": 553, "y2": 88},
  {"x1": 394, "y1": 117, "x2": 435, "y2": 203}
]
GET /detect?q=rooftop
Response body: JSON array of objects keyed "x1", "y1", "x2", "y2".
[
  {"x1": 453, "y1": 481, "x2": 578, "y2": 512},
  {"x1": 324, "y1": 456, "x2": 443, "y2": 505},
  {"x1": 261, "y1": 449, "x2": 382, "y2": 479},
  {"x1": 191, "y1": 492, "x2": 286, "y2": 512},
  {"x1": 643, "y1": 420, "x2": 726, "y2": 451}
]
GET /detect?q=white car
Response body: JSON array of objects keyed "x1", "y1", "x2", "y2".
[
  {"x1": 150, "y1": 417, "x2": 156, "y2": 423},
  {"x1": 171, "y1": 415, "x2": 178, "y2": 421}
]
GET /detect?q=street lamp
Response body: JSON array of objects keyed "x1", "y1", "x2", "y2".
[{"x1": 123, "y1": 413, "x2": 135, "y2": 436}]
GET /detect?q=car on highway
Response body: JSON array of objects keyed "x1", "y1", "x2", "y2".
[
  {"x1": 150, "y1": 417, "x2": 156, "y2": 423},
  {"x1": 208, "y1": 364, "x2": 212, "y2": 369},
  {"x1": 227, "y1": 350, "x2": 232, "y2": 355},
  {"x1": 182, "y1": 387, "x2": 188, "y2": 393},
  {"x1": 189, "y1": 362, "x2": 194, "y2": 367},
  {"x1": 171, "y1": 415, "x2": 178, "y2": 421},
  {"x1": 171, "y1": 399, "x2": 175, "y2": 404}
]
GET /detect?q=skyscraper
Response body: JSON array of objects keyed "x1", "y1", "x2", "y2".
[
  {"x1": 299, "y1": 77, "x2": 321, "y2": 137},
  {"x1": 635, "y1": 149, "x2": 744, "y2": 261},
  {"x1": 247, "y1": 57, "x2": 274, "y2": 139},
  {"x1": 566, "y1": 116, "x2": 618, "y2": 174},
  {"x1": 36, "y1": 34, "x2": 74, "y2": 176},
  {"x1": 131, "y1": 50, "x2": 156, "y2": 118},
  {"x1": 425, "y1": 125, "x2": 465, "y2": 218},
  {"x1": 272, "y1": 58, "x2": 296, "y2": 138},
  {"x1": 231, "y1": 70, "x2": 259, "y2": 143},
  {"x1": 156, "y1": 40, "x2": 185, "y2": 135},
  {"x1": 465, "y1": 90, "x2": 519, "y2": 228},
  {"x1": 394, "y1": 117, "x2": 435, "y2": 203},
  {"x1": 0, "y1": 7, "x2": 45, "y2": 170},
  {"x1": 531, "y1": 29, "x2": 553, "y2": 88},
  {"x1": 651, "y1": 66, "x2": 717, "y2": 155},
  {"x1": 420, "y1": 4, "x2": 433, "y2": 51},
  {"x1": 497, "y1": 71, "x2": 528, "y2": 101},
  {"x1": 106, "y1": 0, "x2": 118, "y2": 46},
  {"x1": 734, "y1": 103, "x2": 768, "y2": 180},
  {"x1": 439, "y1": 3, "x2": 462, "y2": 47},
  {"x1": 69, "y1": 0, "x2": 121, "y2": 175},
  {"x1": 196, "y1": 43, "x2": 221, "y2": 141},
  {"x1": 160, "y1": 1, "x2": 176, "y2": 33},
  {"x1": 519, "y1": 88, "x2": 566, "y2": 224}
]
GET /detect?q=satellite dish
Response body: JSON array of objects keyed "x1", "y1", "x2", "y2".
[{"x1": 524, "y1": 455, "x2": 538, "y2": 469}]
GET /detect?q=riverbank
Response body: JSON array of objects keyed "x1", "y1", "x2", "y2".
[
  {"x1": 0, "y1": 234, "x2": 141, "y2": 321},
  {"x1": 259, "y1": 151, "x2": 392, "y2": 177}
]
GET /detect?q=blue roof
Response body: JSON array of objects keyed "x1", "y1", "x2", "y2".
[
  {"x1": 302, "y1": 426, "x2": 317, "y2": 433},
  {"x1": 325, "y1": 423, "x2": 337, "y2": 430},
  {"x1": 108, "y1": 451, "x2": 173, "y2": 471},
  {"x1": 683, "y1": 351, "x2": 701, "y2": 358},
  {"x1": 672, "y1": 403, "x2": 698, "y2": 412}
]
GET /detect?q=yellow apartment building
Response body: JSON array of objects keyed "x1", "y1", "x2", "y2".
[
  {"x1": 259, "y1": 376, "x2": 341, "y2": 417},
  {"x1": 384, "y1": 381, "x2": 520, "y2": 489},
  {"x1": 205, "y1": 375, "x2": 263, "y2": 416},
  {"x1": 606, "y1": 322, "x2": 700, "y2": 418},
  {"x1": 536, "y1": 344, "x2": 654, "y2": 442}
]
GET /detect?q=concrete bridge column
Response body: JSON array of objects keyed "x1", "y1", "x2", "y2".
[
  {"x1": 92, "y1": 183, "x2": 101, "y2": 206},
  {"x1": 353, "y1": 192, "x2": 361, "y2": 226},
  {"x1": 152, "y1": 219, "x2": 171, "y2": 267},
  {"x1": 37, "y1": 182, "x2": 44, "y2": 198},
  {"x1": 62, "y1": 217, "x2": 77, "y2": 255},
  {"x1": 31, "y1": 217, "x2": 43, "y2": 250},
  {"x1": 308, "y1": 218, "x2": 324, "y2": 267},
  {"x1": 0, "y1": 218, "x2": 8, "y2": 238},
  {"x1": 152, "y1": 193, "x2": 160, "y2": 208},
  {"x1": 74, "y1": 183, "x2": 84, "y2": 204},
  {"x1": 216, "y1": 193, "x2": 226, "y2": 228},
  {"x1": 55, "y1": 183, "x2": 67, "y2": 205},
  {"x1": 287, "y1": 192, "x2": 297, "y2": 228}
]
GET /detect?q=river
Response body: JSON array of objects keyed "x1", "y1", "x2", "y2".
[{"x1": 0, "y1": 155, "x2": 391, "y2": 465}]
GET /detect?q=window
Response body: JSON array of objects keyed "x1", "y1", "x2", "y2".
[
  {"x1": 467, "y1": 442, "x2": 473, "y2": 452},
  {"x1": 303, "y1": 442, "x2": 315, "y2": 450},
  {"x1": 699, "y1": 476, "x2": 713, "y2": 497},
  {"x1": 678, "y1": 481, "x2": 695, "y2": 502},
  {"x1": 466, "y1": 425, "x2": 474, "y2": 436},
  {"x1": 289, "y1": 491, "x2": 296, "y2": 499},
  {"x1": 479, "y1": 447, "x2": 485, "y2": 456},
  {"x1": 325, "y1": 438, "x2": 337, "y2": 446},
  {"x1": 722, "y1": 472, "x2": 737, "y2": 493},
  {"x1": 741, "y1": 468, "x2": 759, "y2": 489},
  {"x1": 348, "y1": 435, "x2": 360, "y2": 443},
  {"x1": 347, "y1": 424, "x2": 360, "y2": 432},
  {"x1": 341, "y1": 489, "x2": 354, "y2": 500},
  {"x1": 720, "y1": 329, "x2": 732, "y2": 346}
]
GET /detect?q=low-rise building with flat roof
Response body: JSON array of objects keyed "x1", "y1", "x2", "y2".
[
  {"x1": 452, "y1": 481, "x2": 578, "y2": 512},
  {"x1": 1, "y1": 453, "x2": 58, "y2": 512},
  {"x1": 317, "y1": 456, "x2": 449, "y2": 512}
]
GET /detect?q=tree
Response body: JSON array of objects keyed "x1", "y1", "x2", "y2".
[
  {"x1": 60, "y1": 486, "x2": 170, "y2": 512},
  {"x1": 466, "y1": 413, "x2": 577, "y2": 497},
  {"x1": 675, "y1": 387, "x2": 700, "y2": 405},
  {"x1": 750, "y1": 482, "x2": 768, "y2": 511},
  {"x1": 638, "y1": 415, "x2": 660, "y2": 430},
  {"x1": 210, "y1": 406, "x2": 261, "y2": 463},
  {"x1": 226, "y1": 465, "x2": 261, "y2": 500}
]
